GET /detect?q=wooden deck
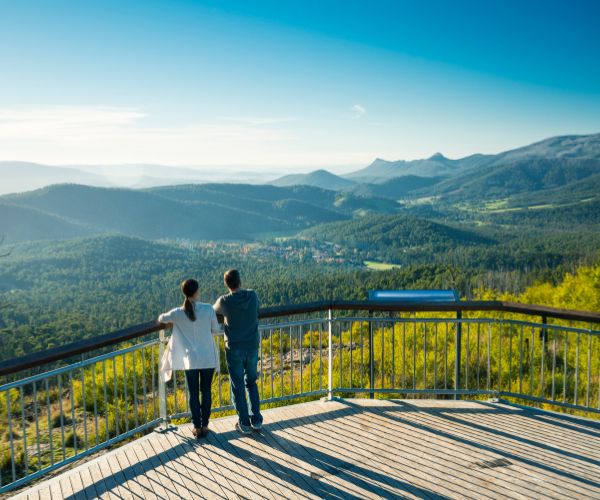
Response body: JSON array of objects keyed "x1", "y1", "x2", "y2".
[{"x1": 11, "y1": 398, "x2": 600, "y2": 499}]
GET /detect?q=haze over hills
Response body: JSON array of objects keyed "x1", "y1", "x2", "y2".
[
  {"x1": 0, "y1": 162, "x2": 276, "y2": 195},
  {"x1": 0, "y1": 161, "x2": 112, "y2": 195},
  {"x1": 0, "y1": 183, "x2": 400, "y2": 243}
]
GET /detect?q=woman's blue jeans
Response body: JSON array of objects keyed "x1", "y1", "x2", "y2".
[
  {"x1": 225, "y1": 348, "x2": 263, "y2": 427},
  {"x1": 184, "y1": 368, "x2": 215, "y2": 428}
]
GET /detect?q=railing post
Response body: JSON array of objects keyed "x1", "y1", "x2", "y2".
[
  {"x1": 540, "y1": 315, "x2": 548, "y2": 342},
  {"x1": 327, "y1": 309, "x2": 333, "y2": 400},
  {"x1": 454, "y1": 311, "x2": 462, "y2": 400},
  {"x1": 369, "y1": 310, "x2": 374, "y2": 399},
  {"x1": 158, "y1": 329, "x2": 169, "y2": 430}
]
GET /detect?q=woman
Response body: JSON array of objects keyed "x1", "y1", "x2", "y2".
[{"x1": 159, "y1": 279, "x2": 222, "y2": 438}]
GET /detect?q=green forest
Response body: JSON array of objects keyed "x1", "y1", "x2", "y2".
[
  {"x1": 2, "y1": 232, "x2": 599, "y2": 360},
  {"x1": 1, "y1": 261, "x2": 599, "y2": 484}
]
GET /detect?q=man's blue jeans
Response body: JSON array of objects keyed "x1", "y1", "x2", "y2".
[{"x1": 225, "y1": 348, "x2": 263, "y2": 427}]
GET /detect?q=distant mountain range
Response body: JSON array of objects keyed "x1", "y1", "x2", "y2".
[
  {"x1": 343, "y1": 152, "x2": 469, "y2": 182},
  {"x1": 1, "y1": 132, "x2": 598, "y2": 245},
  {"x1": 0, "y1": 162, "x2": 276, "y2": 195},
  {"x1": 268, "y1": 133, "x2": 600, "y2": 202}
]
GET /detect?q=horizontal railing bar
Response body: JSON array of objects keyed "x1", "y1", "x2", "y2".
[
  {"x1": 500, "y1": 401, "x2": 600, "y2": 425},
  {"x1": 331, "y1": 317, "x2": 599, "y2": 335},
  {"x1": 2, "y1": 299, "x2": 599, "y2": 376},
  {"x1": 0, "y1": 320, "x2": 161, "y2": 377},
  {"x1": 334, "y1": 388, "x2": 497, "y2": 396},
  {"x1": 260, "y1": 390, "x2": 328, "y2": 405},
  {"x1": 260, "y1": 318, "x2": 327, "y2": 329},
  {"x1": 0, "y1": 339, "x2": 160, "y2": 392},
  {"x1": 499, "y1": 392, "x2": 600, "y2": 415},
  {"x1": 259, "y1": 300, "x2": 600, "y2": 322},
  {"x1": 0, "y1": 417, "x2": 163, "y2": 494}
]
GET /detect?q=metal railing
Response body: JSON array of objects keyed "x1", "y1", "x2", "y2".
[{"x1": 0, "y1": 300, "x2": 599, "y2": 493}]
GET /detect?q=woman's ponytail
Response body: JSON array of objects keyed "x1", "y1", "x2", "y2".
[{"x1": 181, "y1": 279, "x2": 199, "y2": 322}]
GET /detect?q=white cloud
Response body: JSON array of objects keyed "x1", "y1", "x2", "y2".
[
  {"x1": 0, "y1": 106, "x2": 146, "y2": 132},
  {"x1": 352, "y1": 104, "x2": 366, "y2": 119},
  {"x1": 220, "y1": 116, "x2": 296, "y2": 126},
  {"x1": 0, "y1": 106, "x2": 297, "y2": 166}
]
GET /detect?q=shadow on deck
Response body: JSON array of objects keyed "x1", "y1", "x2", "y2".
[{"x1": 13, "y1": 399, "x2": 600, "y2": 499}]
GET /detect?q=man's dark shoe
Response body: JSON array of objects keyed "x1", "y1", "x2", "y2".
[{"x1": 236, "y1": 422, "x2": 252, "y2": 435}]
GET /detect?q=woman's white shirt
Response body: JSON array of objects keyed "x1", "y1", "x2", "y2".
[{"x1": 158, "y1": 302, "x2": 222, "y2": 381}]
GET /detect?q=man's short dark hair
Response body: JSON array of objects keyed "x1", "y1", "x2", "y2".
[{"x1": 224, "y1": 269, "x2": 241, "y2": 290}]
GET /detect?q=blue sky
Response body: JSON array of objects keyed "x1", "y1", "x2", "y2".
[{"x1": 0, "y1": 0, "x2": 598, "y2": 171}]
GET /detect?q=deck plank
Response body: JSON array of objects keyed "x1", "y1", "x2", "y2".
[
  {"x1": 210, "y1": 418, "x2": 316, "y2": 499},
  {"x1": 381, "y1": 401, "x2": 598, "y2": 499},
  {"x1": 67, "y1": 470, "x2": 86, "y2": 500},
  {"x1": 77, "y1": 466, "x2": 99, "y2": 500},
  {"x1": 113, "y1": 447, "x2": 147, "y2": 499},
  {"x1": 271, "y1": 404, "x2": 393, "y2": 499},
  {"x1": 9, "y1": 399, "x2": 600, "y2": 500},
  {"x1": 198, "y1": 425, "x2": 280, "y2": 500},
  {"x1": 291, "y1": 403, "x2": 472, "y2": 499},
  {"x1": 162, "y1": 429, "x2": 227, "y2": 500},
  {"x1": 180, "y1": 428, "x2": 240, "y2": 500},
  {"x1": 334, "y1": 401, "x2": 530, "y2": 499},
  {"x1": 129, "y1": 440, "x2": 172, "y2": 499},
  {"x1": 138, "y1": 435, "x2": 183, "y2": 499}
]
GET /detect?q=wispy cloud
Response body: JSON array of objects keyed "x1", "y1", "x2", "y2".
[
  {"x1": 352, "y1": 104, "x2": 366, "y2": 119},
  {"x1": 0, "y1": 106, "x2": 147, "y2": 136},
  {"x1": 0, "y1": 106, "x2": 296, "y2": 165},
  {"x1": 221, "y1": 116, "x2": 296, "y2": 126}
]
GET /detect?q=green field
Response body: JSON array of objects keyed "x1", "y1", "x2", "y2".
[{"x1": 364, "y1": 260, "x2": 402, "y2": 270}]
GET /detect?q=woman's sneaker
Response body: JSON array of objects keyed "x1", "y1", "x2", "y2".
[
  {"x1": 235, "y1": 422, "x2": 252, "y2": 435},
  {"x1": 251, "y1": 422, "x2": 262, "y2": 431}
]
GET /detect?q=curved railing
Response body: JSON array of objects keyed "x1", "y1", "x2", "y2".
[{"x1": 0, "y1": 300, "x2": 599, "y2": 493}]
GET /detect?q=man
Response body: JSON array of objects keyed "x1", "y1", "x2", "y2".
[{"x1": 213, "y1": 269, "x2": 263, "y2": 434}]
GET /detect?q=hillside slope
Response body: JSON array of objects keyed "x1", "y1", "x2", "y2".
[{"x1": 269, "y1": 169, "x2": 356, "y2": 190}]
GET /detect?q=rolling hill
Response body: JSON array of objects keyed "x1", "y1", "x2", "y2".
[
  {"x1": 0, "y1": 183, "x2": 402, "y2": 243},
  {"x1": 429, "y1": 157, "x2": 600, "y2": 200},
  {"x1": 499, "y1": 171, "x2": 600, "y2": 208},
  {"x1": 0, "y1": 184, "x2": 294, "y2": 242},
  {"x1": 300, "y1": 213, "x2": 494, "y2": 255},
  {"x1": 148, "y1": 183, "x2": 399, "y2": 215},
  {"x1": 269, "y1": 169, "x2": 357, "y2": 190},
  {"x1": 348, "y1": 175, "x2": 443, "y2": 199},
  {"x1": 486, "y1": 199, "x2": 600, "y2": 230},
  {"x1": 0, "y1": 161, "x2": 111, "y2": 195},
  {"x1": 0, "y1": 202, "x2": 93, "y2": 243}
]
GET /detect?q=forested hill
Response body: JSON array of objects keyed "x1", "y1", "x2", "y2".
[
  {"x1": 300, "y1": 213, "x2": 494, "y2": 253},
  {"x1": 428, "y1": 157, "x2": 600, "y2": 201},
  {"x1": 0, "y1": 183, "x2": 398, "y2": 244}
]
